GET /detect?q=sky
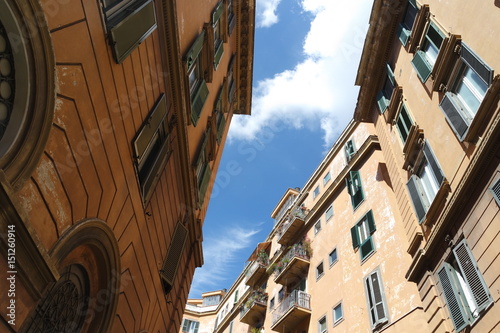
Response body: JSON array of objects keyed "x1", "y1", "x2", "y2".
[{"x1": 188, "y1": 0, "x2": 374, "y2": 298}]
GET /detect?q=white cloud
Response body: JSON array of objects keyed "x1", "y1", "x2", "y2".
[
  {"x1": 189, "y1": 226, "x2": 260, "y2": 296},
  {"x1": 229, "y1": 0, "x2": 372, "y2": 148},
  {"x1": 256, "y1": 0, "x2": 282, "y2": 27}
]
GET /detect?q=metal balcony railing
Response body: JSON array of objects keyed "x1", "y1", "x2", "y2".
[
  {"x1": 239, "y1": 290, "x2": 268, "y2": 319},
  {"x1": 277, "y1": 208, "x2": 308, "y2": 241},
  {"x1": 274, "y1": 244, "x2": 310, "y2": 276},
  {"x1": 271, "y1": 290, "x2": 311, "y2": 326}
]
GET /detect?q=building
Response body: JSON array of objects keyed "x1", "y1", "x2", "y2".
[
  {"x1": 181, "y1": 0, "x2": 500, "y2": 332},
  {"x1": 0, "y1": 0, "x2": 254, "y2": 331}
]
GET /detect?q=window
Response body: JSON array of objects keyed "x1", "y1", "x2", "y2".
[
  {"x1": 214, "y1": 87, "x2": 226, "y2": 143},
  {"x1": 212, "y1": 2, "x2": 224, "y2": 69},
  {"x1": 313, "y1": 185, "x2": 320, "y2": 199},
  {"x1": 227, "y1": 55, "x2": 236, "y2": 105},
  {"x1": 203, "y1": 295, "x2": 221, "y2": 306},
  {"x1": 323, "y1": 171, "x2": 331, "y2": 185},
  {"x1": 100, "y1": 0, "x2": 157, "y2": 63},
  {"x1": 186, "y1": 31, "x2": 209, "y2": 126},
  {"x1": 234, "y1": 290, "x2": 238, "y2": 303},
  {"x1": 411, "y1": 21, "x2": 445, "y2": 82},
  {"x1": 133, "y1": 94, "x2": 171, "y2": 203},
  {"x1": 397, "y1": 0, "x2": 418, "y2": 46},
  {"x1": 438, "y1": 239, "x2": 493, "y2": 332},
  {"x1": 228, "y1": 320, "x2": 233, "y2": 333},
  {"x1": 278, "y1": 288, "x2": 284, "y2": 302},
  {"x1": 364, "y1": 269, "x2": 389, "y2": 329},
  {"x1": 346, "y1": 170, "x2": 364, "y2": 210},
  {"x1": 181, "y1": 319, "x2": 200, "y2": 333},
  {"x1": 160, "y1": 222, "x2": 188, "y2": 294},
  {"x1": 333, "y1": 302, "x2": 343, "y2": 324},
  {"x1": 195, "y1": 130, "x2": 213, "y2": 207},
  {"x1": 325, "y1": 205, "x2": 333, "y2": 222},
  {"x1": 316, "y1": 261, "x2": 324, "y2": 280},
  {"x1": 395, "y1": 103, "x2": 414, "y2": 144},
  {"x1": 318, "y1": 315, "x2": 327, "y2": 333},
  {"x1": 491, "y1": 177, "x2": 500, "y2": 206},
  {"x1": 329, "y1": 248, "x2": 338, "y2": 267},
  {"x1": 314, "y1": 220, "x2": 322, "y2": 235},
  {"x1": 269, "y1": 297, "x2": 275, "y2": 310},
  {"x1": 227, "y1": 0, "x2": 236, "y2": 35},
  {"x1": 344, "y1": 139, "x2": 356, "y2": 162},
  {"x1": 406, "y1": 140, "x2": 445, "y2": 223},
  {"x1": 376, "y1": 64, "x2": 396, "y2": 113},
  {"x1": 439, "y1": 43, "x2": 494, "y2": 141},
  {"x1": 350, "y1": 210, "x2": 376, "y2": 262}
]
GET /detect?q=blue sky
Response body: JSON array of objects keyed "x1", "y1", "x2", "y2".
[{"x1": 188, "y1": 0, "x2": 373, "y2": 298}]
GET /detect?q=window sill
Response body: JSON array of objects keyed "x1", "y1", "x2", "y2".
[
  {"x1": 333, "y1": 318, "x2": 344, "y2": 327},
  {"x1": 329, "y1": 260, "x2": 338, "y2": 269}
]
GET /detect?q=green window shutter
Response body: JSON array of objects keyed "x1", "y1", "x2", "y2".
[
  {"x1": 214, "y1": 42, "x2": 224, "y2": 68},
  {"x1": 195, "y1": 131, "x2": 209, "y2": 169},
  {"x1": 411, "y1": 50, "x2": 432, "y2": 82},
  {"x1": 108, "y1": 0, "x2": 157, "y2": 64},
  {"x1": 193, "y1": 321, "x2": 200, "y2": 333},
  {"x1": 182, "y1": 319, "x2": 189, "y2": 332},
  {"x1": 386, "y1": 63, "x2": 395, "y2": 86},
  {"x1": 186, "y1": 31, "x2": 206, "y2": 70},
  {"x1": 345, "y1": 140, "x2": 356, "y2": 161},
  {"x1": 461, "y1": 42, "x2": 493, "y2": 86},
  {"x1": 491, "y1": 178, "x2": 500, "y2": 206},
  {"x1": 366, "y1": 210, "x2": 376, "y2": 233},
  {"x1": 360, "y1": 237, "x2": 374, "y2": 260},
  {"x1": 351, "y1": 225, "x2": 360, "y2": 249},
  {"x1": 406, "y1": 175, "x2": 427, "y2": 223},
  {"x1": 437, "y1": 263, "x2": 469, "y2": 332},
  {"x1": 350, "y1": 170, "x2": 364, "y2": 209},
  {"x1": 345, "y1": 177, "x2": 354, "y2": 196},
  {"x1": 212, "y1": 1, "x2": 224, "y2": 22},
  {"x1": 439, "y1": 92, "x2": 469, "y2": 140},
  {"x1": 191, "y1": 80, "x2": 209, "y2": 126},
  {"x1": 423, "y1": 140, "x2": 445, "y2": 186},
  {"x1": 376, "y1": 91, "x2": 389, "y2": 113},
  {"x1": 398, "y1": 24, "x2": 411, "y2": 46},
  {"x1": 199, "y1": 165, "x2": 212, "y2": 206},
  {"x1": 216, "y1": 113, "x2": 226, "y2": 142},
  {"x1": 160, "y1": 222, "x2": 188, "y2": 294},
  {"x1": 453, "y1": 240, "x2": 493, "y2": 313}
]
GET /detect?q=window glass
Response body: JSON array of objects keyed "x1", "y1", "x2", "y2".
[
  {"x1": 456, "y1": 67, "x2": 488, "y2": 117},
  {"x1": 419, "y1": 160, "x2": 439, "y2": 204},
  {"x1": 329, "y1": 249, "x2": 338, "y2": 266},
  {"x1": 333, "y1": 303, "x2": 343, "y2": 323}
]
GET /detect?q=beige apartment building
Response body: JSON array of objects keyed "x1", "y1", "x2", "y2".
[{"x1": 181, "y1": 0, "x2": 499, "y2": 332}]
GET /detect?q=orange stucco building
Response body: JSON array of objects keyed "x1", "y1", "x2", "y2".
[
  {"x1": 180, "y1": 0, "x2": 500, "y2": 332},
  {"x1": 0, "y1": 0, "x2": 254, "y2": 332}
]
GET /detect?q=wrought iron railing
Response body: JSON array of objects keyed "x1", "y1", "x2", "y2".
[
  {"x1": 274, "y1": 244, "x2": 310, "y2": 276},
  {"x1": 277, "y1": 208, "x2": 308, "y2": 240},
  {"x1": 246, "y1": 257, "x2": 269, "y2": 279},
  {"x1": 239, "y1": 290, "x2": 268, "y2": 318},
  {"x1": 271, "y1": 290, "x2": 311, "y2": 326}
]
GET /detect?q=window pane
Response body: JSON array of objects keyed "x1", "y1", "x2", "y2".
[
  {"x1": 424, "y1": 41, "x2": 439, "y2": 65},
  {"x1": 334, "y1": 303, "x2": 343, "y2": 322},
  {"x1": 456, "y1": 67, "x2": 488, "y2": 117},
  {"x1": 329, "y1": 249, "x2": 338, "y2": 265},
  {"x1": 419, "y1": 160, "x2": 439, "y2": 204}
]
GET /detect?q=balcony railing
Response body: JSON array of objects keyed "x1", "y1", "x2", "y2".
[
  {"x1": 271, "y1": 290, "x2": 311, "y2": 328},
  {"x1": 245, "y1": 257, "x2": 269, "y2": 286},
  {"x1": 277, "y1": 208, "x2": 308, "y2": 245},
  {"x1": 240, "y1": 289, "x2": 268, "y2": 323},
  {"x1": 274, "y1": 244, "x2": 309, "y2": 275}
]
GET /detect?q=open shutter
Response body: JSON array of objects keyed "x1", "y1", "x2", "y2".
[
  {"x1": 366, "y1": 271, "x2": 388, "y2": 328},
  {"x1": 182, "y1": 319, "x2": 189, "y2": 332},
  {"x1": 212, "y1": 1, "x2": 224, "y2": 22},
  {"x1": 438, "y1": 263, "x2": 469, "y2": 332},
  {"x1": 191, "y1": 80, "x2": 209, "y2": 125},
  {"x1": 160, "y1": 222, "x2": 188, "y2": 294},
  {"x1": 491, "y1": 178, "x2": 500, "y2": 206},
  {"x1": 398, "y1": 24, "x2": 411, "y2": 46},
  {"x1": 411, "y1": 50, "x2": 432, "y2": 82},
  {"x1": 406, "y1": 175, "x2": 427, "y2": 223},
  {"x1": 193, "y1": 321, "x2": 200, "y2": 333},
  {"x1": 351, "y1": 225, "x2": 360, "y2": 249},
  {"x1": 214, "y1": 42, "x2": 224, "y2": 68},
  {"x1": 461, "y1": 43, "x2": 493, "y2": 85},
  {"x1": 376, "y1": 91, "x2": 389, "y2": 113},
  {"x1": 386, "y1": 64, "x2": 395, "y2": 86},
  {"x1": 440, "y1": 92, "x2": 470, "y2": 140},
  {"x1": 186, "y1": 31, "x2": 205, "y2": 70},
  {"x1": 345, "y1": 177, "x2": 354, "y2": 196},
  {"x1": 199, "y1": 165, "x2": 212, "y2": 206},
  {"x1": 366, "y1": 210, "x2": 376, "y2": 234},
  {"x1": 108, "y1": 0, "x2": 157, "y2": 64},
  {"x1": 423, "y1": 141, "x2": 445, "y2": 186},
  {"x1": 453, "y1": 240, "x2": 493, "y2": 314}
]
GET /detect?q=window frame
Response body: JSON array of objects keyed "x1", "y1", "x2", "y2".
[
  {"x1": 329, "y1": 248, "x2": 338, "y2": 268},
  {"x1": 325, "y1": 205, "x2": 334, "y2": 222},
  {"x1": 323, "y1": 171, "x2": 331, "y2": 185},
  {"x1": 318, "y1": 315, "x2": 327, "y2": 333},
  {"x1": 364, "y1": 268, "x2": 390, "y2": 330},
  {"x1": 395, "y1": 102, "x2": 414, "y2": 144},
  {"x1": 346, "y1": 170, "x2": 365, "y2": 210},
  {"x1": 344, "y1": 139, "x2": 356, "y2": 162},
  {"x1": 212, "y1": 1, "x2": 225, "y2": 69},
  {"x1": 314, "y1": 219, "x2": 322, "y2": 235},
  {"x1": 376, "y1": 64, "x2": 396, "y2": 113},
  {"x1": 397, "y1": 0, "x2": 418, "y2": 47},
  {"x1": 333, "y1": 301, "x2": 344, "y2": 325},
  {"x1": 350, "y1": 210, "x2": 376, "y2": 262},
  {"x1": 195, "y1": 129, "x2": 213, "y2": 207},
  {"x1": 181, "y1": 318, "x2": 200, "y2": 333},
  {"x1": 313, "y1": 185, "x2": 320, "y2": 199},
  {"x1": 411, "y1": 21, "x2": 446, "y2": 83},
  {"x1": 316, "y1": 261, "x2": 325, "y2": 280}
]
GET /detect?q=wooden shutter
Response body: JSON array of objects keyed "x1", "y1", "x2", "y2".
[
  {"x1": 108, "y1": 0, "x2": 157, "y2": 64},
  {"x1": 214, "y1": 42, "x2": 224, "y2": 68},
  {"x1": 360, "y1": 237, "x2": 374, "y2": 260},
  {"x1": 366, "y1": 210, "x2": 376, "y2": 233},
  {"x1": 212, "y1": 1, "x2": 224, "y2": 22},
  {"x1": 350, "y1": 171, "x2": 364, "y2": 208},
  {"x1": 411, "y1": 50, "x2": 432, "y2": 82},
  {"x1": 350, "y1": 225, "x2": 360, "y2": 249},
  {"x1": 191, "y1": 80, "x2": 209, "y2": 125},
  {"x1": 423, "y1": 140, "x2": 445, "y2": 186},
  {"x1": 438, "y1": 263, "x2": 469, "y2": 332},
  {"x1": 182, "y1": 319, "x2": 189, "y2": 332},
  {"x1": 186, "y1": 31, "x2": 206, "y2": 70},
  {"x1": 376, "y1": 91, "x2": 388, "y2": 113},
  {"x1": 199, "y1": 165, "x2": 212, "y2": 206},
  {"x1": 461, "y1": 43, "x2": 493, "y2": 85},
  {"x1": 160, "y1": 222, "x2": 188, "y2": 294},
  {"x1": 406, "y1": 175, "x2": 427, "y2": 223},
  {"x1": 345, "y1": 140, "x2": 355, "y2": 161},
  {"x1": 366, "y1": 271, "x2": 388, "y2": 328},
  {"x1": 453, "y1": 240, "x2": 492, "y2": 313},
  {"x1": 386, "y1": 64, "x2": 395, "y2": 86},
  {"x1": 398, "y1": 24, "x2": 411, "y2": 46},
  {"x1": 491, "y1": 178, "x2": 500, "y2": 206},
  {"x1": 439, "y1": 92, "x2": 470, "y2": 140},
  {"x1": 193, "y1": 321, "x2": 200, "y2": 333}
]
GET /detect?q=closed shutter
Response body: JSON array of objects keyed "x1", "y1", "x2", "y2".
[
  {"x1": 366, "y1": 210, "x2": 376, "y2": 233},
  {"x1": 191, "y1": 80, "x2": 209, "y2": 125},
  {"x1": 350, "y1": 225, "x2": 360, "y2": 249},
  {"x1": 186, "y1": 31, "x2": 205, "y2": 70},
  {"x1": 217, "y1": 113, "x2": 226, "y2": 142},
  {"x1": 214, "y1": 42, "x2": 224, "y2": 68},
  {"x1": 491, "y1": 178, "x2": 500, "y2": 206},
  {"x1": 198, "y1": 165, "x2": 212, "y2": 206},
  {"x1": 438, "y1": 263, "x2": 469, "y2": 332},
  {"x1": 212, "y1": 1, "x2": 224, "y2": 22},
  {"x1": 360, "y1": 237, "x2": 374, "y2": 260},
  {"x1": 453, "y1": 240, "x2": 493, "y2": 313},
  {"x1": 160, "y1": 222, "x2": 188, "y2": 294},
  {"x1": 108, "y1": 0, "x2": 157, "y2": 64},
  {"x1": 423, "y1": 141, "x2": 445, "y2": 186},
  {"x1": 461, "y1": 43, "x2": 493, "y2": 85},
  {"x1": 411, "y1": 50, "x2": 432, "y2": 82},
  {"x1": 406, "y1": 175, "x2": 427, "y2": 223},
  {"x1": 366, "y1": 271, "x2": 388, "y2": 328},
  {"x1": 439, "y1": 92, "x2": 470, "y2": 140}
]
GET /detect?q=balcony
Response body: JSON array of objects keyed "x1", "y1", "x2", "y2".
[
  {"x1": 277, "y1": 208, "x2": 307, "y2": 245},
  {"x1": 271, "y1": 290, "x2": 311, "y2": 332},
  {"x1": 245, "y1": 252, "x2": 269, "y2": 286},
  {"x1": 273, "y1": 244, "x2": 310, "y2": 285},
  {"x1": 240, "y1": 289, "x2": 268, "y2": 326}
]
